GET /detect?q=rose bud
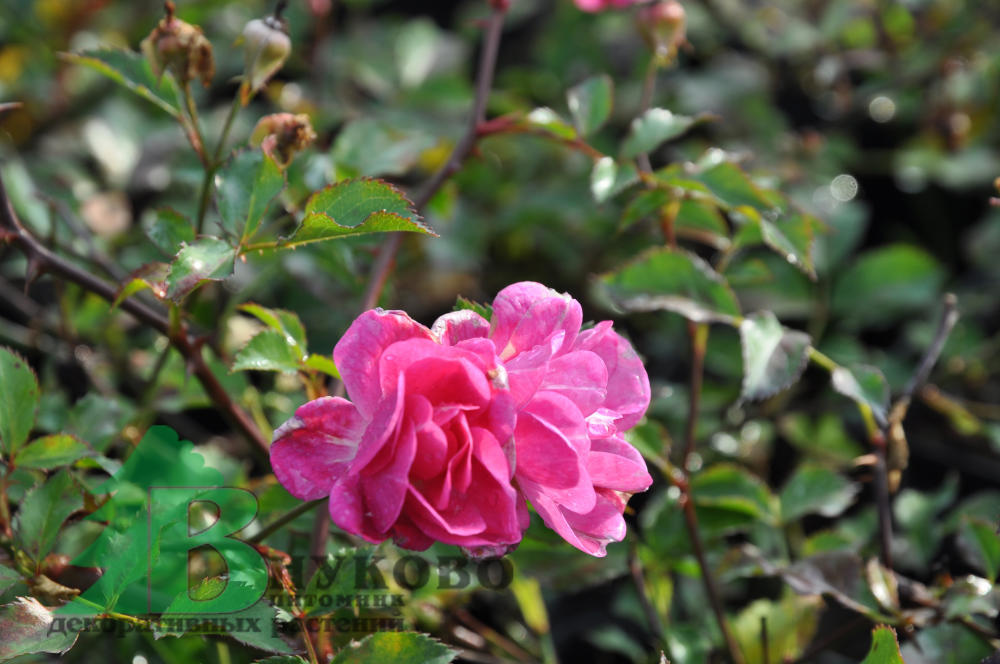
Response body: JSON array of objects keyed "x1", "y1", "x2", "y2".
[
  {"x1": 638, "y1": 1, "x2": 687, "y2": 62},
  {"x1": 241, "y1": 8, "x2": 292, "y2": 104},
  {"x1": 250, "y1": 112, "x2": 317, "y2": 167},
  {"x1": 141, "y1": 1, "x2": 215, "y2": 88}
]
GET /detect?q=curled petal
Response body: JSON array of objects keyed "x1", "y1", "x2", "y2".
[
  {"x1": 270, "y1": 397, "x2": 363, "y2": 500},
  {"x1": 540, "y1": 350, "x2": 608, "y2": 417},
  {"x1": 431, "y1": 310, "x2": 491, "y2": 345},
  {"x1": 490, "y1": 282, "x2": 583, "y2": 361},
  {"x1": 333, "y1": 309, "x2": 434, "y2": 418},
  {"x1": 573, "y1": 321, "x2": 650, "y2": 430},
  {"x1": 588, "y1": 435, "x2": 653, "y2": 493}
]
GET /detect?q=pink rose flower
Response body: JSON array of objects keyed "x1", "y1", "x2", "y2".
[
  {"x1": 436, "y1": 282, "x2": 653, "y2": 556},
  {"x1": 574, "y1": 0, "x2": 644, "y2": 12},
  {"x1": 270, "y1": 309, "x2": 526, "y2": 553}
]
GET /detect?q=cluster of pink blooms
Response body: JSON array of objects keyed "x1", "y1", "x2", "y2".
[{"x1": 270, "y1": 283, "x2": 653, "y2": 557}]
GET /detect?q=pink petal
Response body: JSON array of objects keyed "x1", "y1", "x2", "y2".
[
  {"x1": 519, "y1": 484, "x2": 602, "y2": 556},
  {"x1": 328, "y1": 472, "x2": 384, "y2": 543},
  {"x1": 431, "y1": 310, "x2": 491, "y2": 345},
  {"x1": 514, "y1": 392, "x2": 595, "y2": 514},
  {"x1": 333, "y1": 309, "x2": 434, "y2": 418},
  {"x1": 573, "y1": 321, "x2": 650, "y2": 430},
  {"x1": 363, "y1": 414, "x2": 417, "y2": 533},
  {"x1": 562, "y1": 491, "x2": 629, "y2": 552},
  {"x1": 540, "y1": 350, "x2": 608, "y2": 416},
  {"x1": 490, "y1": 282, "x2": 582, "y2": 362},
  {"x1": 587, "y1": 435, "x2": 653, "y2": 493},
  {"x1": 270, "y1": 397, "x2": 363, "y2": 500}
]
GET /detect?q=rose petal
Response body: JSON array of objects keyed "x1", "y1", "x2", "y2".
[
  {"x1": 573, "y1": 321, "x2": 650, "y2": 430},
  {"x1": 490, "y1": 282, "x2": 582, "y2": 361},
  {"x1": 431, "y1": 310, "x2": 491, "y2": 345},
  {"x1": 364, "y1": 415, "x2": 417, "y2": 534},
  {"x1": 540, "y1": 350, "x2": 608, "y2": 416},
  {"x1": 334, "y1": 309, "x2": 434, "y2": 418},
  {"x1": 587, "y1": 435, "x2": 653, "y2": 493},
  {"x1": 270, "y1": 397, "x2": 363, "y2": 500}
]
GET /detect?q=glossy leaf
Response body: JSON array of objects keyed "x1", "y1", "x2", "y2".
[
  {"x1": 958, "y1": 518, "x2": 1000, "y2": 583},
  {"x1": 860, "y1": 626, "x2": 904, "y2": 664},
  {"x1": 695, "y1": 161, "x2": 774, "y2": 210},
  {"x1": 830, "y1": 363, "x2": 890, "y2": 427},
  {"x1": 239, "y1": 303, "x2": 307, "y2": 356},
  {"x1": 60, "y1": 49, "x2": 182, "y2": 118},
  {"x1": 621, "y1": 108, "x2": 696, "y2": 159},
  {"x1": 525, "y1": 107, "x2": 577, "y2": 140},
  {"x1": 304, "y1": 354, "x2": 340, "y2": 379},
  {"x1": 690, "y1": 463, "x2": 776, "y2": 524},
  {"x1": 0, "y1": 597, "x2": 79, "y2": 660},
  {"x1": 15, "y1": 434, "x2": 91, "y2": 469},
  {"x1": 597, "y1": 247, "x2": 740, "y2": 324},
  {"x1": 734, "y1": 209, "x2": 817, "y2": 278},
  {"x1": 146, "y1": 208, "x2": 194, "y2": 257},
  {"x1": 0, "y1": 347, "x2": 39, "y2": 457},
  {"x1": 284, "y1": 179, "x2": 434, "y2": 248},
  {"x1": 217, "y1": 150, "x2": 285, "y2": 241},
  {"x1": 591, "y1": 157, "x2": 639, "y2": 203},
  {"x1": 165, "y1": 237, "x2": 237, "y2": 301},
  {"x1": 330, "y1": 632, "x2": 457, "y2": 664},
  {"x1": 232, "y1": 330, "x2": 303, "y2": 374},
  {"x1": 739, "y1": 311, "x2": 811, "y2": 400},
  {"x1": 780, "y1": 465, "x2": 859, "y2": 523},
  {"x1": 567, "y1": 74, "x2": 613, "y2": 136}
]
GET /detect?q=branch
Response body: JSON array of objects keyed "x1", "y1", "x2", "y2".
[{"x1": 0, "y1": 171, "x2": 269, "y2": 454}]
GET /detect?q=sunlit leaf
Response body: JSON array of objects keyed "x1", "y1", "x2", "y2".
[
  {"x1": 146, "y1": 208, "x2": 194, "y2": 257},
  {"x1": 860, "y1": 626, "x2": 904, "y2": 664},
  {"x1": 232, "y1": 330, "x2": 303, "y2": 374},
  {"x1": 830, "y1": 363, "x2": 890, "y2": 426},
  {"x1": 60, "y1": 49, "x2": 182, "y2": 118},
  {"x1": 217, "y1": 149, "x2": 285, "y2": 241},
  {"x1": 0, "y1": 597, "x2": 79, "y2": 660},
  {"x1": 591, "y1": 157, "x2": 639, "y2": 203},
  {"x1": 567, "y1": 74, "x2": 613, "y2": 137},
  {"x1": 621, "y1": 108, "x2": 697, "y2": 159},
  {"x1": 0, "y1": 347, "x2": 39, "y2": 458},
  {"x1": 739, "y1": 311, "x2": 811, "y2": 400},
  {"x1": 15, "y1": 434, "x2": 91, "y2": 470},
  {"x1": 165, "y1": 237, "x2": 237, "y2": 301},
  {"x1": 330, "y1": 632, "x2": 457, "y2": 664}
]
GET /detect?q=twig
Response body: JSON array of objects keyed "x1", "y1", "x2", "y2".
[
  {"x1": 636, "y1": 57, "x2": 658, "y2": 173},
  {"x1": 901, "y1": 293, "x2": 959, "y2": 404},
  {"x1": 0, "y1": 172, "x2": 269, "y2": 453},
  {"x1": 357, "y1": 4, "x2": 507, "y2": 313},
  {"x1": 628, "y1": 535, "x2": 671, "y2": 658},
  {"x1": 249, "y1": 497, "x2": 325, "y2": 544}
]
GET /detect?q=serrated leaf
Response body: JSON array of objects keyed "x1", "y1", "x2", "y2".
[
  {"x1": 739, "y1": 311, "x2": 811, "y2": 400},
  {"x1": 860, "y1": 626, "x2": 904, "y2": 664},
  {"x1": 0, "y1": 597, "x2": 79, "y2": 660},
  {"x1": 0, "y1": 566, "x2": 20, "y2": 595},
  {"x1": 591, "y1": 157, "x2": 639, "y2": 203},
  {"x1": 283, "y1": 179, "x2": 434, "y2": 248},
  {"x1": 217, "y1": 150, "x2": 285, "y2": 241},
  {"x1": 15, "y1": 435, "x2": 91, "y2": 470},
  {"x1": 239, "y1": 304, "x2": 307, "y2": 355},
  {"x1": 165, "y1": 237, "x2": 237, "y2": 301},
  {"x1": 159, "y1": 587, "x2": 292, "y2": 654},
  {"x1": 621, "y1": 108, "x2": 696, "y2": 159},
  {"x1": 0, "y1": 347, "x2": 39, "y2": 457},
  {"x1": 597, "y1": 247, "x2": 740, "y2": 324},
  {"x1": 146, "y1": 208, "x2": 195, "y2": 257},
  {"x1": 332, "y1": 118, "x2": 435, "y2": 178},
  {"x1": 233, "y1": 330, "x2": 303, "y2": 374},
  {"x1": 830, "y1": 363, "x2": 890, "y2": 427},
  {"x1": 330, "y1": 632, "x2": 457, "y2": 664},
  {"x1": 14, "y1": 470, "x2": 82, "y2": 564},
  {"x1": 60, "y1": 50, "x2": 182, "y2": 118},
  {"x1": 567, "y1": 74, "x2": 613, "y2": 137},
  {"x1": 831, "y1": 244, "x2": 944, "y2": 328},
  {"x1": 304, "y1": 354, "x2": 340, "y2": 379},
  {"x1": 676, "y1": 199, "x2": 729, "y2": 237},
  {"x1": 453, "y1": 295, "x2": 492, "y2": 320},
  {"x1": 779, "y1": 465, "x2": 859, "y2": 523}
]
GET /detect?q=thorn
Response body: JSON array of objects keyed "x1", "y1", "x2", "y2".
[{"x1": 24, "y1": 255, "x2": 45, "y2": 292}]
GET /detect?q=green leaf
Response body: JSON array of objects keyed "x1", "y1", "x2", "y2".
[
  {"x1": 254, "y1": 658, "x2": 309, "y2": 664},
  {"x1": 304, "y1": 354, "x2": 340, "y2": 379},
  {"x1": 525, "y1": 107, "x2": 577, "y2": 140},
  {"x1": 15, "y1": 435, "x2": 91, "y2": 470},
  {"x1": 146, "y1": 208, "x2": 195, "y2": 257},
  {"x1": 60, "y1": 49, "x2": 182, "y2": 118},
  {"x1": 831, "y1": 244, "x2": 944, "y2": 328},
  {"x1": 676, "y1": 199, "x2": 730, "y2": 238},
  {"x1": 330, "y1": 632, "x2": 457, "y2": 664},
  {"x1": 739, "y1": 311, "x2": 811, "y2": 400},
  {"x1": 621, "y1": 108, "x2": 696, "y2": 159},
  {"x1": 453, "y1": 295, "x2": 492, "y2": 321},
  {"x1": 217, "y1": 150, "x2": 286, "y2": 241},
  {"x1": 0, "y1": 347, "x2": 39, "y2": 458},
  {"x1": 690, "y1": 463, "x2": 776, "y2": 524},
  {"x1": 597, "y1": 247, "x2": 741, "y2": 324},
  {"x1": 830, "y1": 363, "x2": 890, "y2": 427},
  {"x1": 0, "y1": 566, "x2": 21, "y2": 595},
  {"x1": 731, "y1": 594, "x2": 821, "y2": 664},
  {"x1": 958, "y1": 518, "x2": 1000, "y2": 583},
  {"x1": 567, "y1": 74, "x2": 613, "y2": 137},
  {"x1": 779, "y1": 413, "x2": 864, "y2": 465},
  {"x1": 0, "y1": 597, "x2": 79, "y2": 660},
  {"x1": 160, "y1": 589, "x2": 292, "y2": 654},
  {"x1": 14, "y1": 470, "x2": 82, "y2": 564},
  {"x1": 239, "y1": 303, "x2": 308, "y2": 355},
  {"x1": 232, "y1": 330, "x2": 304, "y2": 374},
  {"x1": 332, "y1": 118, "x2": 435, "y2": 178},
  {"x1": 165, "y1": 237, "x2": 237, "y2": 301},
  {"x1": 591, "y1": 157, "x2": 639, "y2": 203},
  {"x1": 621, "y1": 189, "x2": 671, "y2": 230},
  {"x1": 779, "y1": 465, "x2": 859, "y2": 523},
  {"x1": 112, "y1": 262, "x2": 170, "y2": 309},
  {"x1": 860, "y1": 626, "x2": 904, "y2": 664},
  {"x1": 694, "y1": 161, "x2": 774, "y2": 210},
  {"x1": 284, "y1": 179, "x2": 435, "y2": 248},
  {"x1": 302, "y1": 546, "x2": 378, "y2": 617},
  {"x1": 734, "y1": 209, "x2": 817, "y2": 278}
]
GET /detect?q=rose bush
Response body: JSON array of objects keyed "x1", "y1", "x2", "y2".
[{"x1": 271, "y1": 282, "x2": 652, "y2": 557}]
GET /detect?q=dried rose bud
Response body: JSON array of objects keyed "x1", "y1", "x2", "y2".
[
  {"x1": 250, "y1": 112, "x2": 316, "y2": 167},
  {"x1": 241, "y1": 15, "x2": 291, "y2": 104},
  {"x1": 637, "y1": 1, "x2": 687, "y2": 63},
  {"x1": 140, "y1": 1, "x2": 215, "y2": 88}
]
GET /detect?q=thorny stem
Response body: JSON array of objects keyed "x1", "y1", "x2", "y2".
[
  {"x1": 0, "y1": 173, "x2": 269, "y2": 454},
  {"x1": 357, "y1": 4, "x2": 507, "y2": 313}
]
